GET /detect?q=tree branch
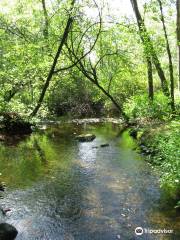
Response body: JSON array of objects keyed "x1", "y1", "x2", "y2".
[{"x1": 30, "y1": 0, "x2": 76, "y2": 117}]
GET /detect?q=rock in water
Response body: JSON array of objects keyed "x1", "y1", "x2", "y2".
[
  {"x1": 0, "y1": 223, "x2": 18, "y2": 240},
  {"x1": 76, "y1": 134, "x2": 96, "y2": 142},
  {"x1": 100, "y1": 143, "x2": 109, "y2": 147},
  {"x1": 0, "y1": 182, "x2": 5, "y2": 191},
  {"x1": 129, "y1": 128, "x2": 138, "y2": 139}
]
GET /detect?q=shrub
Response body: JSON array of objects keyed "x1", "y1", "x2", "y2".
[
  {"x1": 124, "y1": 93, "x2": 171, "y2": 120},
  {"x1": 140, "y1": 122, "x2": 180, "y2": 199}
]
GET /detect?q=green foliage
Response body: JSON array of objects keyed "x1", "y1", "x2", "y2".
[
  {"x1": 142, "y1": 122, "x2": 180, "y2": 198},
  {"x1": 47, "y1": 71, "x2": 105, "y2": 117},
  {"x1": 175, "y1": 201, "x2": 180, "y2": 209},
  {"x1": 124, "y1": 93, "x2": 172, "y2": 120},
  {"x1": 0, "y1": 0, "x2": 178, "y2": 118}
]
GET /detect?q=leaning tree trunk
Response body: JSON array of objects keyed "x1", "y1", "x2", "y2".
[
  {"x1": 130, "y1": 0, "x2": 170, "y2": 97},
  {"x1": 177, "y1": 0, "x2": 180, "y2": 91},
  {"x1": 76, "y1": 61, "x2": 129, "y2": 122},
  {"x1": 30, "y1": 0, "x2": 75, "y2": 117},
  {"x1": 158, "y1": 0, "x2": 175, "y2": 112}
]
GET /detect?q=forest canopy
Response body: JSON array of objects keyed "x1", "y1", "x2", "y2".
[{"x1": 0, "y1": 0, "x2": 179, "y2": 120}]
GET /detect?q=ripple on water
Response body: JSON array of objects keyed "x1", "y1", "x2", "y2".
[{"x1": 0, "y1": 123, "x2": 179, "y2": 239}]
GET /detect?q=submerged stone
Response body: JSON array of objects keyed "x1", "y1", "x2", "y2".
[
  {"x1": 100, "y1": 143, "x2": 109, "y2": 147},
  {"x1": 0, "y1": 182, "x2": 5, "y2": 191},
  {"x1": 76, "y1": 134, "x2": 96, "y2": 142},
  {"x1": 129, "y1": 128, "x2": 138, "y2": 139},
  {"x1": 0, "y1": 223, "x2": 18, "y2": 240}
]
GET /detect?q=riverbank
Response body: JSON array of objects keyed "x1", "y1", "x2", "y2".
[{"x1": 129, "y1": 118, "x2": 180, "y2": 208}]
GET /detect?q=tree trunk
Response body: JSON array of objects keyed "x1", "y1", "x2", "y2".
[
  {"x1": 158, "y1": 0, "x2": 175, "y2": 112},
  {"x1": 147, "y1": 57, "x2": 153, "y2": 100},
  {"x1": 177, "y1": 0, "x2": 180, "y2": 91},
  {"x1": 30, "y1": 0, "x2": 75, "y2": 117},
  {"x1": 42, "y1": 0, "x2": 49, "y2": 38},
  {"x1": 130, "y1": 0, "x2": 170, "y2": 97},
  {"x1": 96, "y1": 82, "x2": 129, "y2": 122},
  {"x1": 76, "y1": 59, "x2": 129, "y2": 122}
]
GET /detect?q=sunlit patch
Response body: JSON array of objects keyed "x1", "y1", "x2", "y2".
[
  {"x1": 78, "y1": 143, "x2": 97, "y2": 162},
  {"x1": 105, "y1": 179, "x2": 131, "y2": 193}
]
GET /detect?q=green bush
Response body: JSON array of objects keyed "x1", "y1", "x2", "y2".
[
  {"x1": 140, "y1": 122, "x2": 180, "y2": 199},
  {"x1": 153, "y1": 123, "x2": 180, "y2": 197},
  {"x1": 124, "y1": 93, "x2": 171, "y2": 120},
  {"x1": 47, "y1": 78, "x2": 105, "y2": 118}
]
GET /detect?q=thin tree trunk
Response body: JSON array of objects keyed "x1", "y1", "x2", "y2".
[
  {"x1": 96, "y1": 81, "x2": 129, "y2": 121},
  {"x1": 130, "y1": 0, "x2": 169, "y2": 97},
  {"x1": 75, "y1": 58, "x2": 129, "y2": 122},
  {"x1": 147, "y1": 57, "x2": 153, "y2": 100},
  {"x1": 177, "y1": 0, "x2": 180, "y2": 91},
  {"x1": 158, "y1": 0, "x2": 175, "y2": 112},
  {"x1": 4, "y1": 89, "x2": 17, "y2": 102},
  {"x1": 42, "y1": 0, "x2": 49, "y2": 38},
  {"x1": 30, "y1": 0, "x2": 75, "y2": 117},
  {"x1": 4, "y1": 83, "x2": 27, "y2": 102}
]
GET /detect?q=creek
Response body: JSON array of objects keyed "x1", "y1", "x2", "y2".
[{"x1": 0, "y1": 121, "x2": 179, "y2": 239}]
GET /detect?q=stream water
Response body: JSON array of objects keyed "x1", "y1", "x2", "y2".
[{"x1": 0, "y1": 122, "x2": 179, "y2": 240}]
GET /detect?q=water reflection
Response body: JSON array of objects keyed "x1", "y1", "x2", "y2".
[{"x1": 0, "y1": 123, "x2": 179, "y2": 239}]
